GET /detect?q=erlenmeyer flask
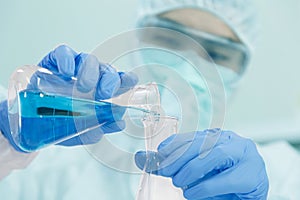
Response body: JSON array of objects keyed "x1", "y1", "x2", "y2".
[
  {"x1": 7, "y1": 65, "x2": 160, "y2": 152},
  {"x1": 136, "y1": 115, "x2": 185, "y2": 200}
]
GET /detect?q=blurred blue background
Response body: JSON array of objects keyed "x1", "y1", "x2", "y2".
[{"x1": 0, "y1": 0, "x2": 299, "y2": 143}]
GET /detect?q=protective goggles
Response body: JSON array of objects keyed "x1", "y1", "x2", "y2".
[{"x1": 137, "y1": 15, "x2": 250, "y2": 75}]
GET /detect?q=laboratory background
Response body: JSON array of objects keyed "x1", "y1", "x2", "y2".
[
  {"x1": 0, "y1": 0, "x2": 300, "y2": 198},
  {"x1": 1, "y1": 0, "x2": 299, "y2": 143}
]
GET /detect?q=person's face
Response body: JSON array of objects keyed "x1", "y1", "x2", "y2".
[{"x1": 136, "y1": 9, "x2": 239, "y2": 129}]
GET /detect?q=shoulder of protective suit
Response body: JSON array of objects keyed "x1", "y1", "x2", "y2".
[{"x1": 0, "y1": 85, "x2": 7, "y2": 101}]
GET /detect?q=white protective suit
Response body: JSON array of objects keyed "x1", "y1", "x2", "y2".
[
  {"x1": 1, "y1": 84, "x2": 300, "y2": 200},
  {"x1": 1, "y1": 0, "x2": 300, "y2": 199}
]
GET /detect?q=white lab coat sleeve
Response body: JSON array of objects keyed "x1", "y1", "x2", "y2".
[
  {"x1": 0, "y1": 85, "x2": 38, "y2": 180},
  {"x1": 0, "y1": 132, "x2": 38, "y2": 180}
]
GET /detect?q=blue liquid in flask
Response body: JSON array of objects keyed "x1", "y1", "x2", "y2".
[{"x1": 15, "y1": 90, "x2": 149, "y2": 152}]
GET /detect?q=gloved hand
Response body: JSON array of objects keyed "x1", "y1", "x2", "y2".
[
  {"x1": 35, "y1": 45, "x2": 137, "y2": 99},
  {"x1": 135, "y1": 129, "x2": 269, "y2": 200},
  {"x1": 0, "y1": 45, "x2": 138, "y2": 151}
]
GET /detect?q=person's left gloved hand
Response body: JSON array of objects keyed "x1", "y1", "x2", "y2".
[{"x1": 135, "y1": 129, "x2": 269, "y2": 200}]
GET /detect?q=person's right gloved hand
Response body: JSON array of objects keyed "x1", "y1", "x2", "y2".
[
  {"x1": 0, "y1": 45, "x2": 138, "y2": 151},
  {"x1": 35, "y1": 45, "x2": 138, "y2": 100},
  {"x1": 36, "y1": 45, "x2": 138, "y2": 146},
  {"x1": 135, "y1": 129, "x2": 269, "y2": 200}
]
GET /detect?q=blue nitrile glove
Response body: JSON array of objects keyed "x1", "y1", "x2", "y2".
[
  {"x1": 36, "y1": 45, "x2": 138, "y2": 146},
  {"x1": 36, "y1": 45, "x2": 138, "y2": 100},
  {"x1": 0, "y1": 45, "x2": 138, "y2": 151},
  {"x1": 135, "y1": 129, "x2": 269, "y2": 200}
]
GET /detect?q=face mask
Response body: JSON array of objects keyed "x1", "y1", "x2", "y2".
[{"x1": 140, "y1": 48, "x2": 239, "y2": 131}]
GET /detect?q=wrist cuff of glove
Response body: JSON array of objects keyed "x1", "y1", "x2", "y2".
[{"x1": 0, "y1": 100, "x2": 26, "y2": 152}]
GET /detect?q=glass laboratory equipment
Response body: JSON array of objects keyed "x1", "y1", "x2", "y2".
[
  {"x1": 136, "y1": 115, "x2": 185, "y2": 200},
  {"x1": 7, "y1": 65, "x2": 160, "y2": 152}
]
